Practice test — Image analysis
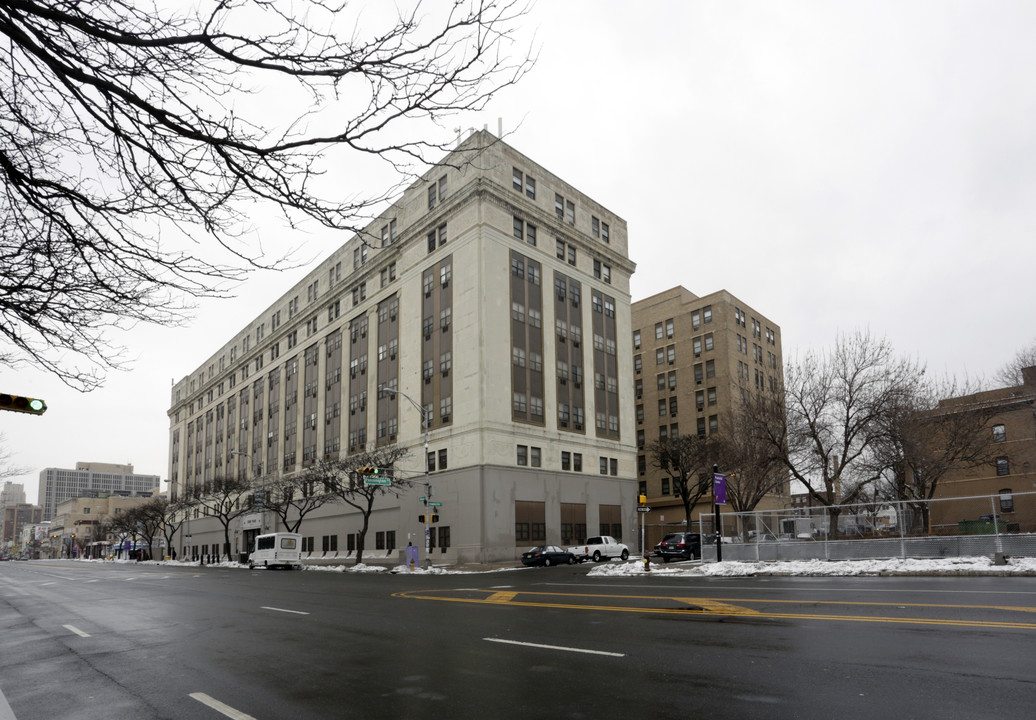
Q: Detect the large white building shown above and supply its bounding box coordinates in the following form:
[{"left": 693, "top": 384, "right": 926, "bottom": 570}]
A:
[
  {"left": 37, "top": 462, "right": 160, "bottom": 521},
  {"left": 168, "top": 132, "right": 638, "bottom": 563}
]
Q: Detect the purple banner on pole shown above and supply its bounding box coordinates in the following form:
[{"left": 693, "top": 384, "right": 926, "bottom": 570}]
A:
[{"left": 713, "top": 473, "right": 727, "bottom": 504}]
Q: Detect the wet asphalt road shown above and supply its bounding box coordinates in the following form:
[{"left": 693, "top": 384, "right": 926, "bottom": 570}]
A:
[{"left": 2, "top": 559, "right": 1034, "bottom": 720}]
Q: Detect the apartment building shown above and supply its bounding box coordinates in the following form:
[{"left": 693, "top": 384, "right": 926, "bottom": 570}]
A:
[
  {"left": 928, "top": 366, "right": 1036, "bottom": 532},
  {"left": 37, "top": 462, "right": 160, "bottom": 521},
  {"left": 631, "top": 287, "right": 785, "bottom": 548},
  {"left": 168, "top": 131, "right": 638, "bottom": 564}
]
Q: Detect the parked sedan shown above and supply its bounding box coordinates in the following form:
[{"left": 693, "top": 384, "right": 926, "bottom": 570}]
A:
[
  {"left": 654, "top": 532, "right": 702, "bottom": 562},
  {"left": 521, "top": 545, "right": 577, "bottom": 567}
]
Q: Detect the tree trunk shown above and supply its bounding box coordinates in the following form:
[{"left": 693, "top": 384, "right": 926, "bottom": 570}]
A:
[{"left": 355, "top": 513, "right": 371, "bottom": 566}]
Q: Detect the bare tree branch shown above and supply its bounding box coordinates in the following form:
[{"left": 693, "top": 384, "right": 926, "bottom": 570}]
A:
[{"left": 1, "top": 0, "right": 534, "bottom": 389}]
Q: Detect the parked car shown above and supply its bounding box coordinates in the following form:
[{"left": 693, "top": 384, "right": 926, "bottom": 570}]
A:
[
  {"left": 567, "top": 536, "right": 630, "bottom": 562},
  {"left": 521, "top": 545, "right": 577, "bottom": 567},
  {"left": 654, "top": 532, "right": 702, "bottom": 562}
]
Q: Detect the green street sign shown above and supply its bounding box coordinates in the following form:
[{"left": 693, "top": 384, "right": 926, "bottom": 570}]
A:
[
  {"left": 418, "top": 496, "right": 427, "bottom": 502},
  {"left": 363, "top": 478, "right": 392, "bottom": 486},
  {"left": 427, "top": 501, "right": 442, "bottom": 507}
]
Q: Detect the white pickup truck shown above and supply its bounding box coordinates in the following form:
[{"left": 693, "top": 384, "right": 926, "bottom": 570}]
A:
[{"left": 568, "top": 536, "right": 630, "bottom": 563}]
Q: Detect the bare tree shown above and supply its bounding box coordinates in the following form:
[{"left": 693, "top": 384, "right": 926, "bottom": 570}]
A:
[
  {"left": 307, "top": 445, "right": 412, "bottom": 565},
  {"left": 752, "top": 331, "right": 926, "bottom": 536},
  {"left": 867, "top": 377, "right": 1000, "bottom": 533},
  {"left": 993, "top": 338, "right": 1036, "bottom": 388},
  {"left": 649, "top": 435, "right": 716, "bottom": 532},
  {"left": 1, "top": 0, "right": 533, "bottom": 389},
  {"left": 265, "top": 473, "right": 335, "bottom": 533},
  {"left": 190, "top": 474, "right": 256, "bottom": 561},
  {"left": 0, "top": 433, "right": 28, "bottom": 480},
  {"left": 712, "top": 397, "right": 788, "bottom": 516}
]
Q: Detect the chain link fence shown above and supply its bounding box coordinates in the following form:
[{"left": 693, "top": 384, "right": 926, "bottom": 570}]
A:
[{"left": 695, "top": 491, "right": 1036, "bottom": 563}]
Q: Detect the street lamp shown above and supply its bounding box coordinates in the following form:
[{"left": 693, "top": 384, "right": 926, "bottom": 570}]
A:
[{"left": 378, "top": 385, "right": 431, "bottom": 564}]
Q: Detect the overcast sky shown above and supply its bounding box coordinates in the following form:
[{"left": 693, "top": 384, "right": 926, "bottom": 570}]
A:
[{"left": 4, "top": 1, "right": 1035, "bottom": 505}]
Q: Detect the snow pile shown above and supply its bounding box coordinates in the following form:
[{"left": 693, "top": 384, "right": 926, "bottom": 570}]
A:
[{"left": 586, "top": 556, "right": 1036, "bottom": 577}]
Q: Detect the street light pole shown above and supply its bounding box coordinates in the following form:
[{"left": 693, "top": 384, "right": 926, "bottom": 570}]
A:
[{"left": 379, "top": 385, "right": 431, "bottom": 565}]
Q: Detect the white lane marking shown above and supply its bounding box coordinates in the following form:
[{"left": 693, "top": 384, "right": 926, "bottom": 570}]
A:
[
  {"left": 189, "top": 693, "right": 257, "bottom": 720},
  {"left": 63, "top": 624, "right": 90, "bottom": 638},
  {"left": 39, "top": 582, "right": 56, "bottom": 586},
  {"left": 0, "top": 682, "right": 17, "bottom": 720},
  {"left": 260, "top": 606, "right": 310, "bottom": 615},
  {"left": 484, "top": 638, "right": 624, "bottom": 657}
]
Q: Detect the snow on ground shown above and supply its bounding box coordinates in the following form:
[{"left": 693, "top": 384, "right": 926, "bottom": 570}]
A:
[
  {"left": 586, "top": 556, "right": 1036, "bottom": 577},
  {"left": 66, "top": 555, "right": 1036, "bottom": 576}
]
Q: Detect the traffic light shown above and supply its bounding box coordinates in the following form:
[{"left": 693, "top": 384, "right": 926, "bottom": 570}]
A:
[
  {"left": 418, "top": 514, "right": 440, "bottom": 523},
  {"left": 359, "top": 465, "right": 381, "bottom": 476},
  {"left": 0, "top": 393, "right": 47, "bottom": 416},
  {"left": 639, "top": 494, "right": 647, "bottom": 506}
]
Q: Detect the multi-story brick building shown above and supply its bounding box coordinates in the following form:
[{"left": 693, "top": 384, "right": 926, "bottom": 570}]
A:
[
  {"left": 168, "top": 132, "right": 638, "bottom": 564},
  {"left": 928, "top": 366, "right": 1036, "bottom": 532},
  {"left": 631, "top": 287, "right": 785, "bottom": 548},
  {"left": 37, "top": 462, "right": 160, "bottom": 521}
]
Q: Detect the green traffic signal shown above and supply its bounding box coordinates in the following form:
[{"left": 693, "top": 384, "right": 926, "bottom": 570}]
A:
[{"left": 0, "top": 393, "right": 47, "bottom": 415}]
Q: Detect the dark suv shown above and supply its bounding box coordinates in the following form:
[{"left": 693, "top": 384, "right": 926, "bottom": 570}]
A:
[{"left": 654, "top": 532, "right": 702, "bottom": 562}]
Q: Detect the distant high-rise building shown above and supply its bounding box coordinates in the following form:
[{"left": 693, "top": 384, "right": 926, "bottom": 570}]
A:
[
  {"left": 631, "top": 287, "right": 785, "bottom": 546},
  {"left": 168, "top": 132, "right": 638, "bottom": 563},
  {"left": 1, "top": 481, "right": 26, "bottom": 509},
  {"left": 37, "top": 462, "right": 160, "bottom": 520}
]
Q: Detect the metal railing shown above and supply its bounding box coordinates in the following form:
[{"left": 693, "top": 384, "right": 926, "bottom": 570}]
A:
[{"left": 694, "top": 491, "right": 1036, "bottom": 563}]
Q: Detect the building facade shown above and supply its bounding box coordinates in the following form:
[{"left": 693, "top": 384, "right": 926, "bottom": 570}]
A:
[
  {"left": 48, "top": 495, "right": 156, "bottom": 558},
  {"left": 929, "top": 366, "right": 1036, "bottom": 532},
  {"left": 37, "top": 462, "right": 161, "bottom": 521},
  {"left": 631, "top": 287, "right": 785, "bottom": 549},
  {"left": 168, "top": 132, "right": 638, "bottom": 564}
]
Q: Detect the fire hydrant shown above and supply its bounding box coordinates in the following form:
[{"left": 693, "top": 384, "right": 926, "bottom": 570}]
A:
[{"left": 643, "top": 553, "right": 651, "bottom": 572}]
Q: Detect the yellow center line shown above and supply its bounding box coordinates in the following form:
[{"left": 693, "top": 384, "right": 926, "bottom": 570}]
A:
[{"left": 392, "top": 589, "right": 1036, "bottom": 630}]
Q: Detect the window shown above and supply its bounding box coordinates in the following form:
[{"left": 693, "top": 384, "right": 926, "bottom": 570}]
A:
[
  {"left": 703, "top": 305, "right": 712, "bottom": 323},
  {"left": 512, "top": 168, "right": 535, "bottom": 199},
  {"left": 517, "top": 445, "right": 528, "bottom": 466},
  {"left": 531, "top": 447, "right": 541, "bottom": 468},
  {"left": 996, "top": 456, "right": 1010, "bottom": 476},
  {"left": 691, "top": 310, "right": 700, "bottom": 330},
  {"left": 704, "top": 333, "right": 714, "bottom": 351},
  {"left": 438, "top": 449, "right": 447, "bottom": 470},
  {"left": 427, "top": 224, "right": 447, "bottom": 253},
  {"left": 999, "top": 489, "right": 1015, "bottom": 513},
  {"left": 992, "top": 424, "right": 1006, "bottom": 442},
  {"left": 633, "top": 330, "right": 641, "bottom": 350},
  {"left": 561, "top": 451, "right": 571, "bottom": 471},
  {"left": 513, "top": 217, "right": 536, "bottom": 246}
]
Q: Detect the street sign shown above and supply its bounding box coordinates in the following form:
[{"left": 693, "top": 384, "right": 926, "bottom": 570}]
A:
[
  {"left": 427, "top": 501, "right": 442, "bottom": 507},
  {"left": 363, "top": 477, "right": 392, "bottom": 486},
  {"left": 637, "top": 507, "right": 651, "bottom": 513},
  {"left": 713, "top": 473, "right": 727, "bottom": 504}
]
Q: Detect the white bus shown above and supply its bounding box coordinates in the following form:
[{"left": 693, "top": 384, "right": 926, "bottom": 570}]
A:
[{"left": 248, "top": 532, "right": 303, "bottom": 570}]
